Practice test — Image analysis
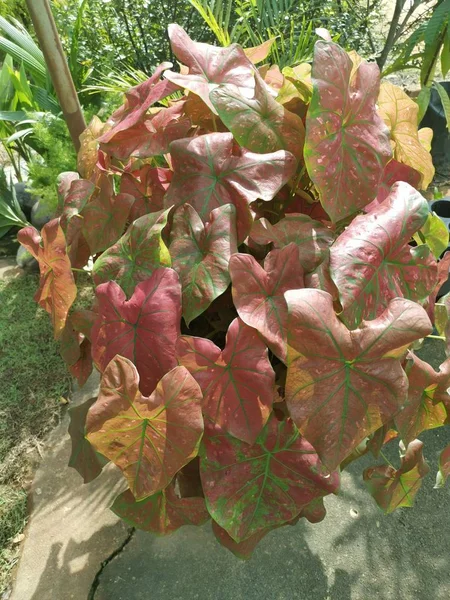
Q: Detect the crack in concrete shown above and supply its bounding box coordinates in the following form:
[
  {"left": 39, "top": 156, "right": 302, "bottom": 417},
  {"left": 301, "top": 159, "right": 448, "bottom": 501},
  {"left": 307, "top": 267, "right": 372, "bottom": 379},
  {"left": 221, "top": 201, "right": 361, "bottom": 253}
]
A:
[{"left": 87, "top": 527, "right": 135, "bottom": 600}]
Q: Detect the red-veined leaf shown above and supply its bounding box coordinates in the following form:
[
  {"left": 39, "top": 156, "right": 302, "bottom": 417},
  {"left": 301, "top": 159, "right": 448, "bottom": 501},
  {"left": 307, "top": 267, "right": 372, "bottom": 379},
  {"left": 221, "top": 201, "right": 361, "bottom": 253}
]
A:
[
  {"left": 111, "top": 484, "right": 209, "bottom": 534},
  {"left": 68, "top": 397, "right": 108, "bottom": 484},
  {"left": 98, "top": 63, "right": 177, "bottom": 151},
  {"left": 285, "top": 290, "right": 432, "bottom": 470},
  {"left": 363, "top": 439, "right": 430, "bottom": 513},
  {"left": 81, "top": 174, "right": 134, "bottom": 254},
  {"left": 210, "top": 72, "right": 305, "bottom": 161},
  {"left": 92, "top": 268, "right": 181, "bottom": 395},
  {"left": 378, "top": 81, "right": 435, "bottom": 189},
  {"left": 120, "top": 165, "right": 172, "bottom": 220},
  {"left": 18, "top": 220, "right": 76, "bottom": 339},
  {"left": 164, "top": 132, "right": 297, "bottom": 242},
  {"left": 229, "top": 244, "right": 304, "bottom": 362},
  {"left": 395, "top": 353, "right": 449, "bottom": 445},
  {"left": 212, "top": 520, "right": 272, "bottom": 559},
  {"left": 201, "top": 415, "right": 340, "bottom": 542},
  {"left": 169, "top": 203, "right": 238, "bottom": 325},
  {"left": 250, "top": 213, "right": 334, "bottom": 272},
  {"left": 304, "top": 41, "right": 391, "bottom": 223},
  {"left": 92, "top": 209, "right": 171, "bottom": 297},
  {"left": 99, "top": 103, "right": 191, "bottom": 161},
  {"left": 164, "top": 24, "right": 255, "bottom": 114},
  {"left": 177, "top": 318, "right": 275, "bottom": 444},
  {"left": 86, "top": 357, "right": 203, "bottom": 499},
  {"left": 435, "top": 444, "right": 450, "bottom": 488},
  {"left": 330, "top": 182, "right": 438, "bottom": 329}
]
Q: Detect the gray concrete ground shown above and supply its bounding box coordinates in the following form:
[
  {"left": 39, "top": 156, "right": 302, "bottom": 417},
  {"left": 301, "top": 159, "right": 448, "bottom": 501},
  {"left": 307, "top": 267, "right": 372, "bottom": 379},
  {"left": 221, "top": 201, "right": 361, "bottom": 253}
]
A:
[{"left": 11, "top": 373, "right": 129, "bottom": 600}]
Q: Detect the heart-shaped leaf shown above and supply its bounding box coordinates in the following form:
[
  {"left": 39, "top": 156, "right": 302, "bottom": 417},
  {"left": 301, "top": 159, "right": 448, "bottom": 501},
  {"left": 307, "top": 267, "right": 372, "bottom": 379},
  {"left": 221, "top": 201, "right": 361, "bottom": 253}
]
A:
[
  {"left": 378, "top": 81, "right": 435, "bottom": 189},
  {"left": 210, "top": 72, "right": 305, "bottom": 160},
  {"left": 229, "top": 244, "right": 304, "bottom": 362},
  {"left": 120, "top": 165, "right": 172, "bottom": 221},
  {"left": 177, "top": 318, "right": 275, "bottom": 444},
  {"left": 435, "top": 444, "right": 450, "bottom": 488},
  {"left": 18, "top": 220, "right": 76, "bottom": 338},
  {"left": 69, "top": 338, "right": 93, "bottom": 387},
  {"left": 86, "top": 356, "right": 204, "bottom": 499},
  {"left": 395, "top": 353, "right": 449, "bottom": 445},
  {"left": 68, "top": 397, "right": 108, "bottom": 484},
  {"left": 164, "top": 24, "right": 255, "bottom": 114},
  {"left": 363, "top": 439, "right": 430, "bottom": 513},
  {"left": 98, "top": 63, "right": 177, "bottom": 152},
  {"left": 285, "top": 289, "right": 432, "bottom": 470},
  {"left": 81, "top": 175, "right": 134, "bottom": 255},
  {"left": 330, "top": 182, "right": 438, "bottom": 329},
  {"left": 368, "top": 159, "right": 422, "bottom": 209},
  {"left": 250, "top": 213, "right": 334, "bottom": 272},
  {"left": 164, "top": 132, "right": 297, "bottom": 242},
  {"left": 60, "top": 179, "right": 95, "bottom": 268},
  {"left": 99, "top": 103, "right": 192, "bottom": 161},
  {"left": 112, "top": 484, "right": 210, "bottom": 533},
  {"left": 169, "top": 203, "right": 238, "bottom": 325},
  {"left": 201, "top": 415, "right": 340, "bottom": 542},
  {"left": 93, "top": 209, "right": 171, "bottom": 297},
  {"left": 304, "top": 41, "right": 391, "bottom": 223},
  {"left": 92, "top": 268, "right": 181, "bottom": 395}
]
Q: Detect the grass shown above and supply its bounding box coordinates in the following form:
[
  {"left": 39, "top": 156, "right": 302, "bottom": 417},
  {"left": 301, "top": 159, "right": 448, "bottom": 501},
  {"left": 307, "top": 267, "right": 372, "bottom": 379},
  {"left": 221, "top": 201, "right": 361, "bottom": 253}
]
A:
[{"left": 0, "top": 273, "right": 72, "bottom": 595}]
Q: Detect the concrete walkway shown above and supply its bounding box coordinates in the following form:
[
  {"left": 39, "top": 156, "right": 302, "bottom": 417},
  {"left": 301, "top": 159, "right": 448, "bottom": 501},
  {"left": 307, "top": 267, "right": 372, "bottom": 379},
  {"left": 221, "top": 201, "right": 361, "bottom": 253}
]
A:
[{"left": 11, "top": 373, "right": 129, "bottom": 600}]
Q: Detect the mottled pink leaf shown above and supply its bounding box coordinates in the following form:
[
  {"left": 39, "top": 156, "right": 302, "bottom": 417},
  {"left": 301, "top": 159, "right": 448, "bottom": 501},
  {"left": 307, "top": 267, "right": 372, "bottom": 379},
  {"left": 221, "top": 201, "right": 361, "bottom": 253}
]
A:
[
  {"left": 229, "top": 244, "right": 304, "bottom": 362},
  {"left": 435, "top": 444, "right": 450, "bottom": 488},
  {"left": 177, "top": 318, "right": 275, "bottom": 444},
  {"left": 366, "top": 159, "right": 422, "bottom": 211},
  {"left": 169, "top": 203, "right": 238, "bottom": 325},
  {"left": 330, "top": 182, "right": 438, "bottom": 329},
  {"left": 201, "top": 415, "right": 340, "bottom": 542},
  {"left": 304, "top": 41, "right": 391, "bottom": 222},
  {"left": 92, "top": 268, "right": 181, "bottom": 395},
  {"left": 285, "top": 290, "right": 432, "bottom": 470},
  {"left": 165, "top": 24, "right": 255, "bottom": 113},
  {"left": 210, "top": 72, "right": 305, "bottom": 160},
  {"left": 86, "top": 357, "right": 203, "bottom": 499},
  {"left": 164, "top": 132, "right": 297, "bottom": 242}
]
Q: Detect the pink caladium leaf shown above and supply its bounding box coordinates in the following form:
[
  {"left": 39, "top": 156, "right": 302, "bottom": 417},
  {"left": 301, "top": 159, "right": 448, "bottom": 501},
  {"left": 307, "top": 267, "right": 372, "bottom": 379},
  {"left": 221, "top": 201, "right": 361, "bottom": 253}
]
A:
[
  {"left": 164, "top": 24, "right": 255, "bottom": 114},
  {"left": 92, "top": 209, "right": 171, "bottom": 297},
  {"left": 86, "top": 356, "right": 204, "bottom": 499},
  {"left": 164, "top": 132, "right": 297, "bottom": 242},
  {"left": 435, "top": 444, "right": 450, "bottom": 488},
  {"left": 98, "top": 63, "right": 177, "bottom": 150},
  {"left": 304, "top": 41, "right": 391, "bottom": 223},
  {"left": 285, "top": 289, "right": 432, "bottom": 471},
  {"left": 69, "top": 338, "right": 93, "bottom": 387},
  {"left": 250, "top": 213, "right": 334, "bottom": 273},
  {"left": 366, "top": 159, "right": 422, "bottom": 211},
  {"left": 68, "top": 397, "right": 108, "bottom": 484},
  {"left": 177, "top": 318, "right": 275, "bottom": 444},
  {"left": 229, "top": 244, "right": 304, "bottom": 362},
  {"left": 169, "top": 203, "right": 238, "bottom": 325},
  {"left": 65, "top": 309, "right": 97, "bottom": 386},
  {"left": 120, "top": 165, "right": 172, "bottom": 221},
  {"left": 81, "top": 174, "right": 134, "bottom": 254},
  {"left": 394, "top": 353, "right": 449, "bottom": 445},
  {"left": 210, "top": 72, "right": 305, "bottom": 161},
  {"left": 330, "top": 182, "right": 438, "bottom": 329},
  {"left": 60, "top": 178, "right": 96, "bottom": 268},
  {"left": 18, "top": 220, "right": 76, "bottom": 339},
  {"left": 363, "top": 439, "right": 430, "bottom": 513},
  {"left": 201, "top": 415, "right": 340, "bottom": 542},
  {"left": 111, "top": 484, "right": 210, "bottom": 533},
  {"left": 92, "top": 268, "right": 181, "bottom": 395},
  {"left": 100, "top": 103, "right": 192, "bottom": 161}
]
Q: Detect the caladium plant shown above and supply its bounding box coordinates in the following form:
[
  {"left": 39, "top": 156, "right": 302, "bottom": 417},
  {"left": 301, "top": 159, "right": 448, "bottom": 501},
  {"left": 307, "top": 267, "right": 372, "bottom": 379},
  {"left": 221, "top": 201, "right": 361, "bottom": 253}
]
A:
[{"left": 20, "top": 26, "right": 450, "bottom": 558}]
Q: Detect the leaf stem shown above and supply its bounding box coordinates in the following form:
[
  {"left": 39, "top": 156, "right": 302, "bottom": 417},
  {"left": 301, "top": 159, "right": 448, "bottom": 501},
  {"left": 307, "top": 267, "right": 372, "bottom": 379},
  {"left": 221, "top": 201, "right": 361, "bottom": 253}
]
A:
[
  {"left": 379, "top": 450, "right": 395, "bottom": 469},
  {"left": 427, "top": 334, "right": 445, "bottom": 341}
]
